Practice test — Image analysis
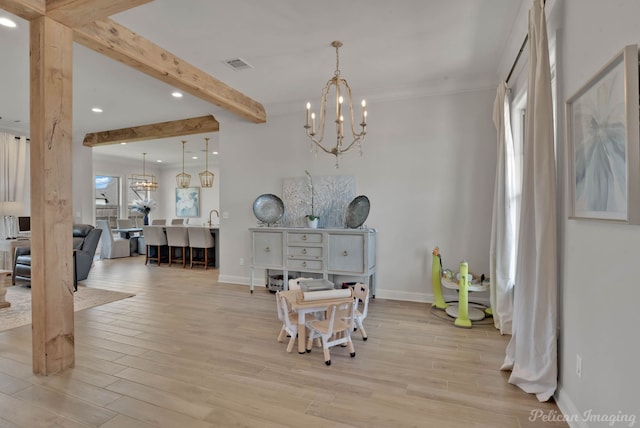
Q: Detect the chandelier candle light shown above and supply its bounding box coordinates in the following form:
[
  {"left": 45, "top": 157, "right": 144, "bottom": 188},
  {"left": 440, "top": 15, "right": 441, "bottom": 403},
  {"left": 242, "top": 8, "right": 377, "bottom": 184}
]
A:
[{"left": 304, "top": 41, "right": 367, "bottom": 168}]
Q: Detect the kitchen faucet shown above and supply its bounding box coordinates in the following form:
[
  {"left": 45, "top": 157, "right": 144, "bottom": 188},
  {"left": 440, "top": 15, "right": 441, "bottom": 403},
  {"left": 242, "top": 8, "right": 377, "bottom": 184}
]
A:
[{"left": 208, "top": 209, "right": 220, "bottom": 226}]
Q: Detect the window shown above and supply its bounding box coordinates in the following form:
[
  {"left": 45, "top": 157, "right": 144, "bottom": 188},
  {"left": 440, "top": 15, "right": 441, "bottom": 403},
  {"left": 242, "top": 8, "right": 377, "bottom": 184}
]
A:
[
  {"left": 95, "top": 175, "right": 120, "bottom": 228},
  {"left": 127, "top": 180, "right": 150, "bottom": 224}
]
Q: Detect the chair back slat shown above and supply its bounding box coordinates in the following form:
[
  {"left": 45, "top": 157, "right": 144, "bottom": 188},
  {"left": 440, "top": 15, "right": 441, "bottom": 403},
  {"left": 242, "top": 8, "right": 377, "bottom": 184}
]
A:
[{"left": 354, "top": 283, "right": 370, "bottom": 319}]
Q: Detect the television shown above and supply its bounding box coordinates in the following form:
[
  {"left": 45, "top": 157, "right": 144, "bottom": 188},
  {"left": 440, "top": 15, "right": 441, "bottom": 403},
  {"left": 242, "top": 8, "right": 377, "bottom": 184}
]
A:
[{"left": 18, "top": 216, "right": 30, "bottom": 234}]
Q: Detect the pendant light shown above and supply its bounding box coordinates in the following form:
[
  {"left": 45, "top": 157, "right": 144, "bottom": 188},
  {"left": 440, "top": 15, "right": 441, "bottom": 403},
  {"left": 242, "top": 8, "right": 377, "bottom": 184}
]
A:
[
  {"left": 130, "top": 152, "right": 158, "bottom": 191},
  {"left": 199, "top": 137, "right": 214, "bottom": 188},
  {"left": 176, "top": 140, "right": 191, "bottom": 188}
]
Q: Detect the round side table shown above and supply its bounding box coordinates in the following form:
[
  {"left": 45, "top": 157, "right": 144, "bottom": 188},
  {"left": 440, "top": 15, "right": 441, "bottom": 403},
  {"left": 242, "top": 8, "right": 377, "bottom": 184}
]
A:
[{"left": 441, "top": 277, "right": 490, "bottom": 324}]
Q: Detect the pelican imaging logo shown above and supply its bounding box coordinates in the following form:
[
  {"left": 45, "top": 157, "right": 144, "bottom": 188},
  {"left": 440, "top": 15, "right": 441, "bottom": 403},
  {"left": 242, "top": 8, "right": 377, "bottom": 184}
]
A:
[{"left": 529, "top": 409, "right": 636, "bottom": 426}]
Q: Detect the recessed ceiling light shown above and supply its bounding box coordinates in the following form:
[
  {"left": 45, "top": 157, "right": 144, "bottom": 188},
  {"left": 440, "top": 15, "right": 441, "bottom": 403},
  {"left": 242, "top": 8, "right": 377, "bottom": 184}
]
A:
[
  {"left": 156, "top": 160, "right": 162, "bottom": 163},
  {"left": 171, "top": 91, "right": 183, "bottom": 98},
  {"left": 120, "top": 142, "right": 127, "bottom": 145},
  {"left": 91, "top": 107, "right": 103, "bottom": 113},
  {"left": 192, "top": 156, "right": 198, "bottom": 160},
  {"left": 0, "top": 17, "right": 17, "bottom": 28},
  {"left": 212, "top": 151, "right": 219, "bottom": 155}
]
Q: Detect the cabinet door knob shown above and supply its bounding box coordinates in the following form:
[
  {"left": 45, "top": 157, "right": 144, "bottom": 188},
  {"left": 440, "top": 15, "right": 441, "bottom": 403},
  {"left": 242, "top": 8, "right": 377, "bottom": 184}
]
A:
[
  {"left": 302, "top": 235, "right": 307, "bottom": 241},
  {"left": 265, "top": 247, "right": 270, "bottom": 252},
  {"left": 343, "top": 250, "right": 348, "bottom": 256},
  {"left": 302, "top": 248, "right": 307, "bottom": 254},
  {"left": 302, "top": 261, "right": 307, "bottom": 267}
]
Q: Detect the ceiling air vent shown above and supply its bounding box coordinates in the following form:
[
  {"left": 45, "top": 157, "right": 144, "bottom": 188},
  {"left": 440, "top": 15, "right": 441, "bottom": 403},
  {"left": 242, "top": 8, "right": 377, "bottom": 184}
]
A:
[{"left": 223, "top": 57, "right": 253, "bottom": 71}]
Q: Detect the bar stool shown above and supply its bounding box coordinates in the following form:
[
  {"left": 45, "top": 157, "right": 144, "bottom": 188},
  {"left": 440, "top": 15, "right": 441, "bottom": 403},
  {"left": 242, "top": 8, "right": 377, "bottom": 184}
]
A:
[
  {"left": 187, "top": 227, "right": 215, "bottom": 269},
  {"left": 142, "top": 226, "right": 168, "bottom": 266},
  {"left": 165, "top": 226, "right": 189, "bottom": 267}
]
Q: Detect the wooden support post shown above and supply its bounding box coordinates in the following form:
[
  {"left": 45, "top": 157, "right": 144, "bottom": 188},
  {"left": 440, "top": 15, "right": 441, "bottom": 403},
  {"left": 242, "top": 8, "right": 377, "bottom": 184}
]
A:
[{"left": 30, "top": 15, "right": 75, "bottom": 375}]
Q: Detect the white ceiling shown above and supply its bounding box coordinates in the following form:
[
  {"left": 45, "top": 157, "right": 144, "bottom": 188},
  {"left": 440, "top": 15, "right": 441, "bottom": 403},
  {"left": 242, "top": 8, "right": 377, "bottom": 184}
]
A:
[{"left": 0, "top": 0, "right": 523, "bottom": 168}]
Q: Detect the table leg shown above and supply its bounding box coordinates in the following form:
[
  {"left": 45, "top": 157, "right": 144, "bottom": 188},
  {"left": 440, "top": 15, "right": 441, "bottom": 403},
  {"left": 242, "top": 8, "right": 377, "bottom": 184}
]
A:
[
  {"left": 73, "top": 250, "right": 78, "bottom": 292},
  {"left": 297, "top": 312, "right": 306, "bottom": 354}
]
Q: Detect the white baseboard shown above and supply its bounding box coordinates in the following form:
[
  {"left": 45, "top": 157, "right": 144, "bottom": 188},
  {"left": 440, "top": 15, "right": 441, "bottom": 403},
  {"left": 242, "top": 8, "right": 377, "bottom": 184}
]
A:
[
  {"left": 218, "top": 274, "right": 256, "bottom": 287},
  {"left": 218, "top": 275, "right": 491, "bottom": 306},
  {"left": 374, "top": 289, "right": 433, "bottom": 302},
  {"left": 555, "top": 384, "right": 588, "bottom": 428}
]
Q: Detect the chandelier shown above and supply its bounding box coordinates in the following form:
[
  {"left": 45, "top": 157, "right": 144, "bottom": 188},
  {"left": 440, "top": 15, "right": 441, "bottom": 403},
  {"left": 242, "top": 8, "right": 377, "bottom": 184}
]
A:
[
  {"left": 304, "top": 40, "right": 367, "bottom": 168},
  {"left": 199, "top": 137, "right": 214, "bottom": 188},
  {"left": 130, "top": 152, "right": 158, "bottom": 192},
  {"left": 176, "top": 140, "right": 191, "bottom": 188}
]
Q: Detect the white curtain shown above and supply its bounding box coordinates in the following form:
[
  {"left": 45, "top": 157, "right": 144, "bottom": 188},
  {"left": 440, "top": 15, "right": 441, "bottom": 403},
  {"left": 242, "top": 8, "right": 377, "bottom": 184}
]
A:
[
  {"left": 490, "top": 82, "right": 516, "bottom": 335},
  {"left": 501, "top": 0, "right": 558, "bottom": 402},
  {"left": 0, "top": 132, "right": 28, "bottom": 238}
]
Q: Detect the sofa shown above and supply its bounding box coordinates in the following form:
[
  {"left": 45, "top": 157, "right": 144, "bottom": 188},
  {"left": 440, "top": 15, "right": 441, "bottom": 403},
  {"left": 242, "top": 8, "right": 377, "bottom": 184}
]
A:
[{"left": 13, "top": 224, "right": 102, "bottom": 288}]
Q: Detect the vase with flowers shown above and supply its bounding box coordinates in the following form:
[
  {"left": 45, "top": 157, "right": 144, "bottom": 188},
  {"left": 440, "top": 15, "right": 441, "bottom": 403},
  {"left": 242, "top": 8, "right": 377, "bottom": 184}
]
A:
[
  {"left": 130, "top": 198, "right": 157, "bottom": 225},
  {"left": 305, "top": 170, "right": 319, "bottom": 228}
]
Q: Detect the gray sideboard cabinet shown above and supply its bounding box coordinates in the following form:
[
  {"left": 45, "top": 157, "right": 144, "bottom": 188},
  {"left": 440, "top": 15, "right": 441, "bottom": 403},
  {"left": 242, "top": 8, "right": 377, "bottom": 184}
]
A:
[{"left": 249, "top": 227, "right": 377, "bottom": 296}]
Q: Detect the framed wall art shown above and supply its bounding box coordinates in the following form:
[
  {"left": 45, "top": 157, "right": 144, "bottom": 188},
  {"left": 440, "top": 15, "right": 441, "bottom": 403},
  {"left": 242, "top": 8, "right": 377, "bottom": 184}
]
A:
[
  {"left": 566, "top": 44, "right": 640, "bottom": 223},
  {"left": 175, "top": 187, "right": 200, "bottom": 217},
  {"left": 281, "top": 174, "right": 355, "bottom": 228}
]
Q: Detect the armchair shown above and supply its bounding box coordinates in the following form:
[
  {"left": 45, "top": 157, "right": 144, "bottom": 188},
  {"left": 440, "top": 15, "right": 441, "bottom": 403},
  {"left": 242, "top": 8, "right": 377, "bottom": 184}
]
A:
[
  {"left": 13, "top": 224, "right": 102, "bottom": 287},
  {"left": 96, "top": 219, "right": 130, "bottom": 259}
]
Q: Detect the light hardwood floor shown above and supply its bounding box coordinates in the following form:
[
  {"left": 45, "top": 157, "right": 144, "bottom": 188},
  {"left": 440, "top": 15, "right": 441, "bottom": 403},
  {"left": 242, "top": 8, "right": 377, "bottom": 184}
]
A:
[{"left": 0, "top": 256, "right": 567, "bottom": 427}]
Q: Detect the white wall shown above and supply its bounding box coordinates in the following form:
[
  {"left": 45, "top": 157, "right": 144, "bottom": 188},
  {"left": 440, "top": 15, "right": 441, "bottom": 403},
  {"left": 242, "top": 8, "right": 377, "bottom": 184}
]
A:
[
  {"left": 555, "top": 0, "right": 640, "bottom": 422},
  {"left": 497, "top": 0, "right": 640, "bottom": 424},
  {"left": 74, "top": 140, "right": 96, "bottom": 224},
  {"left": 157, "top": 164, "right": 221, "bottom": 225},
  {"left": 218, "top": 88, "right": 497, "bottom": 301}
]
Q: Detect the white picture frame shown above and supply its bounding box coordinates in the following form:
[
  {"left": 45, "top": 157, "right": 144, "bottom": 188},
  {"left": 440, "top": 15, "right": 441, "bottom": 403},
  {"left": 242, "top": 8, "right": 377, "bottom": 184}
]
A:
[{"left": 566, "top": 45, "right": 640, "bottom": 223}]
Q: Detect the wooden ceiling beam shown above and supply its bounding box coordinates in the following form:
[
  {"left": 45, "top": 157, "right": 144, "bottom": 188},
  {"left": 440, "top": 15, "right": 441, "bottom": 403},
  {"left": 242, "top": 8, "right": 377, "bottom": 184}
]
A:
[
  {"left": 0, "top": 0, "right": 150, "bottom": 23},
  {"left": 46, "top": 0, "right": 153, "bottom": 28},
  {"left": 83, "top": 114, "right": 220, "bottom": 147},
  {"left": 2, "top": 0, "right": 267, "bottom": 123},
  {"left": 74, "top": 18, "right": 267, "bottom": 124},
  {"left": 0, "top": 0, "right": 45, "bottom": 20}
]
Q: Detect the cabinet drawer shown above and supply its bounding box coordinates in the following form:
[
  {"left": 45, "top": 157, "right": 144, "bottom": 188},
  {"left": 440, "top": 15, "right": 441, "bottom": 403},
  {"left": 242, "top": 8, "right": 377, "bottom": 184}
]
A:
[
  {"left": 252, "top": 232, "right": 283, "bottom": 266},
  {"left": 286, "top": 246, "right": 322, "bottom": 258},
  {"left": 287, "top": 259, "right": 323, "bottom": 270},
  {"left": 287, "top": 232, "right": 322, "bottom": 245},
  {"left": 328, "top": 234, "right": 364, "bottom": 273}
]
